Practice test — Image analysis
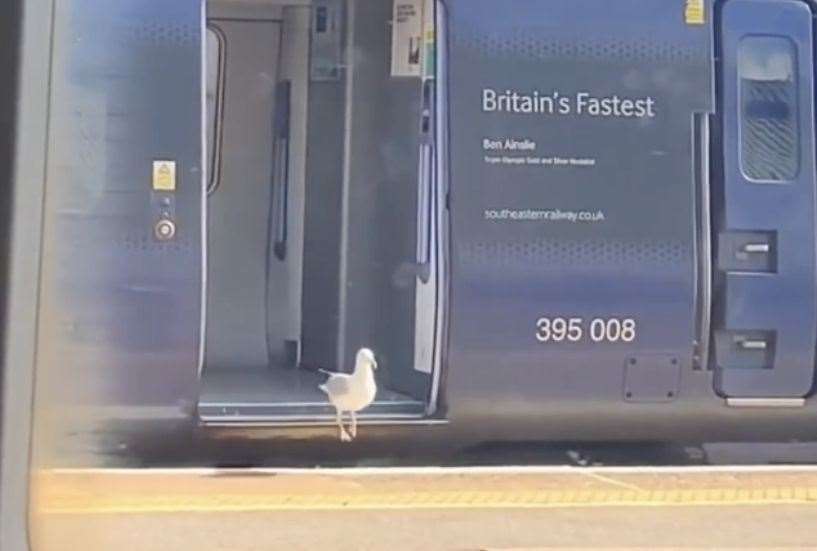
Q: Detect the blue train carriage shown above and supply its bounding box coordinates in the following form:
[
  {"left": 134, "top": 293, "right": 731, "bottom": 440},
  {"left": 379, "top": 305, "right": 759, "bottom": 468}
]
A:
[{"left": 14, "top": 0, "right": 817, "bottom": 463}]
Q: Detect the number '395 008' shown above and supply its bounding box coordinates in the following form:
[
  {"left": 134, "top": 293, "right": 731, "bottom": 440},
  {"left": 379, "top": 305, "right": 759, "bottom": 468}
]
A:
[{"left": 535, "top": 317, "right": 636, "bottom": 344}]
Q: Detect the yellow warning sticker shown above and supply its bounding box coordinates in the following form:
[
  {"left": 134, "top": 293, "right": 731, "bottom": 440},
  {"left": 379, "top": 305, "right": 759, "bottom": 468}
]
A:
[
  {"left": 152, "top": 160, "right": 177, "bottom": 191},
  {"left": 685, "top": 0, "right": 705, "bottom": 25}
]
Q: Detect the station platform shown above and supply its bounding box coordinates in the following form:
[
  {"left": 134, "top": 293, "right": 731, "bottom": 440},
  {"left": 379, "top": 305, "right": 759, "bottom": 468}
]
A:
[{"left": 30, "top": 466, "right": 817, "bottom": 550}]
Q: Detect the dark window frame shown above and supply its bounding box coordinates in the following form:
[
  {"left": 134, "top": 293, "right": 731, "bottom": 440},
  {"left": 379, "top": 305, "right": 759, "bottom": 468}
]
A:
[{"left": 206, "top": 24, "right": 227, "bottom": 194}]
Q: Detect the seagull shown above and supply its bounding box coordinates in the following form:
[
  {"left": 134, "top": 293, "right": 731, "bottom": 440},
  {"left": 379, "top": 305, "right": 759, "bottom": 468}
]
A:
[{"left": 319, "top": 348, "right": 378, "bottom": 442}]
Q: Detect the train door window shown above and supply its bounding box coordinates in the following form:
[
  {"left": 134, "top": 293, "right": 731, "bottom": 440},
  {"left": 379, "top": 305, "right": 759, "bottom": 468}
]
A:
[
  {"left": 206, "top": 26, "right": 225, "bottom": 193},
  {"left": 738, "top": 36, "right": 798, "bottom": 182},
  {"left": 199, "top": 0, "right": 443, "bottom": 423}
]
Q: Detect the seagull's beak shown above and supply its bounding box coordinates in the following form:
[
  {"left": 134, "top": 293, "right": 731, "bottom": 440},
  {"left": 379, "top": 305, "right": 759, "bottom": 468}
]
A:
[{"left": 358, "top": 348, "right": 378, "bottom": 370}]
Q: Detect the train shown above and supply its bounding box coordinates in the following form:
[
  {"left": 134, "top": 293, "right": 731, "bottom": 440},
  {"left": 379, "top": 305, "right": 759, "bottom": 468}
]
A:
[{"left": 4, "top": 0, "right": 817, "bottom": 470}]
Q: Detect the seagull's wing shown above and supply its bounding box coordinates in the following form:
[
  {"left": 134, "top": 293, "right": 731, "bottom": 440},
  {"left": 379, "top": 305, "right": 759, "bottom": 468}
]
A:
[{"left": 323, "top": 373, "right": 353, "bottom": 397}]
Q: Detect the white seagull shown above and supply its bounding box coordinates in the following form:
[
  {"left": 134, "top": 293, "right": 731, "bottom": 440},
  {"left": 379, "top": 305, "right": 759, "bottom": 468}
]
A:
[{"left": 319, "top": 348, "right": 378, "bottom": 442}]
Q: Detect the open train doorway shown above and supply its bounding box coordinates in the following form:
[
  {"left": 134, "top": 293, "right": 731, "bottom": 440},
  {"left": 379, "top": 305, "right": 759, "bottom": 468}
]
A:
[{"left": 198, "top": 0, "right": 446, "bottom": 424}]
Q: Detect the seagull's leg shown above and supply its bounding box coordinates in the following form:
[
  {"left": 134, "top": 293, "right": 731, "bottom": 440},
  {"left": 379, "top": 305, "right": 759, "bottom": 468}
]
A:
[
  {"left": 350, "top": 411, "right": 357, "bottom": 439},
  {"left": 336, "top": 410, "right": 351, "bottom": 442}
]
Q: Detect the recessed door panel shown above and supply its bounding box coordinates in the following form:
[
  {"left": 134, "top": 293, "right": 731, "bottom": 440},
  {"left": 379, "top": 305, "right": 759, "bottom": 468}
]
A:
[{"left": 715, "top": 0, "right": 817, "bottom": 398}]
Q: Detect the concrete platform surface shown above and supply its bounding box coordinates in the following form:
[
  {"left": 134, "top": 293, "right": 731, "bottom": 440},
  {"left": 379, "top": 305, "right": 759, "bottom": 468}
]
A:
[{"left": 30, "top": 466, "right": 817, "bottom": 550}]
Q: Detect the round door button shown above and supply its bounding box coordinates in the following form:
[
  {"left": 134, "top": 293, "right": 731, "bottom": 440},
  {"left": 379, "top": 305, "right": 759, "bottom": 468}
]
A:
[{"left": 154, "top": 219, "right": 176, "bottom": 241}]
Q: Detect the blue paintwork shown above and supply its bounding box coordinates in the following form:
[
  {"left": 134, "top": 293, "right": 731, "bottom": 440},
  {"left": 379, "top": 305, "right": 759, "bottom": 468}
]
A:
[
  {"left": 444, "top": 0, "right": 712, "bottom": 410},
  {"left": 29, "top": 0, "right": 817, "bottom": 461},
  {"left": 38, "top": 0, "right": 202, "bottom": 412}
]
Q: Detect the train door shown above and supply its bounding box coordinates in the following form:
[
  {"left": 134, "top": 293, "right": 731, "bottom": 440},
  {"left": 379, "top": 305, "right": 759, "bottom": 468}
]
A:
[
  {"left": 27, "top": 0, "right": 205, "bottom": 462},
  {"left": 197, "top": 0, "right": 446, "bottom": 424},
  {"left": 713, "top": 0, "right": 817, "bottom": 399},
  {"left": 443, "top": 0, "right": 713, "bottom": 414}
]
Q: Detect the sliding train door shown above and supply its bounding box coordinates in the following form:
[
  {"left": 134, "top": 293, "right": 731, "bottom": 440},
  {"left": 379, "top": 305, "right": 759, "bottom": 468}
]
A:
[
  {"left": 33, "top": 0, "right": 205, "bottom": 452},
  {"left": 444, "top": 0, "right": 713, "bottom": 416},
  {"left": 714, "top": 0, "right": 817, "bottom": 399}
]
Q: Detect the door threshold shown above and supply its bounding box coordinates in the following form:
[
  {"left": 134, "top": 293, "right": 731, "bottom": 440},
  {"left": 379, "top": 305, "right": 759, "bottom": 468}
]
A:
[
  {"left": 199, "top": 416, "right": 449, "bottom": 428},
  {"left": 198, "top": 399, "right": 446, "bottom": 426}
]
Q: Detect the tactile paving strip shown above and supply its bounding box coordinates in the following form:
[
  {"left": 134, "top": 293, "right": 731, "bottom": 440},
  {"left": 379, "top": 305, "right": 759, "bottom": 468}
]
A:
[{"left": 32, "top": 468, "right": 817, "bottom": 514}]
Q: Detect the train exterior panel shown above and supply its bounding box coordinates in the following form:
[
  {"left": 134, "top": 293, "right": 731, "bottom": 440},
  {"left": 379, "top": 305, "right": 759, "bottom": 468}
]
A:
[{"left": 7, "top": 0, "right": 817, "bottom": 466}]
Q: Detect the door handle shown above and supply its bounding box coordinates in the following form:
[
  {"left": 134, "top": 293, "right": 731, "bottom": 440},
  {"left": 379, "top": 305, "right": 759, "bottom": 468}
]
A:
[
  {"left": 272, "top": 81, "right": 291, "bottom": 261},
  {"left": 739, "top": 338, "right": 768, "bottom": 350},
  {"left": 416, "top": 79, "right": 435, "bottom": 284},
  {"left": 741, "top": 243, "right": 770, "bottom": 254},
  {"left": 416, "top": 141, "right": 433, "bottom": 283},
  {"left": 692, "top": 112, "right": 712, "bottom": 370}
]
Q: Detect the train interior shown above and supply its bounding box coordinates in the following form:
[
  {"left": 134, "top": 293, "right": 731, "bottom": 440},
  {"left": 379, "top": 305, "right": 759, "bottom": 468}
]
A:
[{"left": 198, "top": 0, "right": 441, "bottom": 423}]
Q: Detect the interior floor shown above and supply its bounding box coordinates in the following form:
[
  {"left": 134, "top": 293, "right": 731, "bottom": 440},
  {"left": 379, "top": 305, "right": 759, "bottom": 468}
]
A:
[
  {"left": 201, "top": 366, "right": 414, "bottom": 405},
  {"left": 199, "top": 367, "right": 425, "bottom": 422}
]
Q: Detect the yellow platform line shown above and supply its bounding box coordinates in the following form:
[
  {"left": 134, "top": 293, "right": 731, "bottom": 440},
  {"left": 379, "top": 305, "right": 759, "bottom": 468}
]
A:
[{"left": 34, "top": 487, "right": 817, "bottom": 515}]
